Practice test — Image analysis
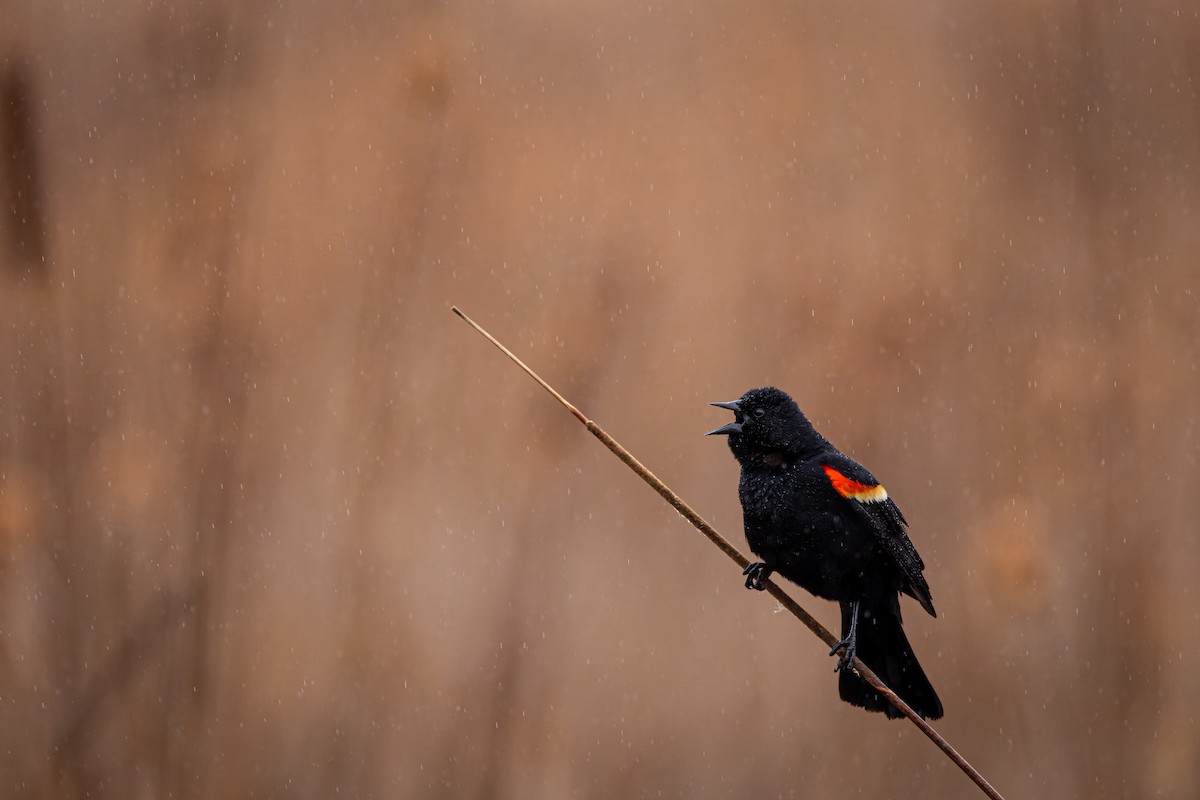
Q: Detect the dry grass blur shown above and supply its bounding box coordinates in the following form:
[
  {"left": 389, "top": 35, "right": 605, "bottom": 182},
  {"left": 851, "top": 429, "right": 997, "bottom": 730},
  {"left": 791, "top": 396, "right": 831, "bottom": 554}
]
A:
[{"left": 2, "top": 1, "right": 1199, "bottom": 798}]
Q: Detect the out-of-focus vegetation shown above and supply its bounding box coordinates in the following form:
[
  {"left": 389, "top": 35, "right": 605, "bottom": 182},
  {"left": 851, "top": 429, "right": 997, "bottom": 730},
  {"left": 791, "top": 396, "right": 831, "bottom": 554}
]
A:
[{"left": 2, "top": 2, "right": 1198, "bottom": 798}]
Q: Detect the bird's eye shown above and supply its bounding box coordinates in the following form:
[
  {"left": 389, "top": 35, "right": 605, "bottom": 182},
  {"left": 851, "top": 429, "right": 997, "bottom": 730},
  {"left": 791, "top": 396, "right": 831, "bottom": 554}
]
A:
[{"left": 753, "top": 408, "right": 766, "bottom": 419}]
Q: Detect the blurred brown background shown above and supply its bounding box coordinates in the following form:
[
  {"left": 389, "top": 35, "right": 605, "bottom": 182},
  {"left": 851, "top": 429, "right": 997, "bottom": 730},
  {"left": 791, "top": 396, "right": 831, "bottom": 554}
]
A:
[{"left": 2, "top": 1, "right": 1198, "bottom": 798}]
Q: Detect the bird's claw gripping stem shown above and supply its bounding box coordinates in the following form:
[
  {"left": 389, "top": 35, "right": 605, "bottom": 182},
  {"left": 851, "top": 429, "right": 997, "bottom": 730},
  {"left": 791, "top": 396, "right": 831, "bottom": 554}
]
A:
[
  {"left": 829, "top": 638, "right": 857, "bottom": 673},
  {"left": 830, "top": 599, "right": 860, "bottom": 673},
  {"left": 743, "top": 562, "right": 773, "bottom": 591}
]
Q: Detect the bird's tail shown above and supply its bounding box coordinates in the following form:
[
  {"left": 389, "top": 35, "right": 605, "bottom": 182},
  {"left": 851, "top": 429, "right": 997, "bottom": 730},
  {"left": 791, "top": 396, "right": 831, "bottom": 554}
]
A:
[{"left": 838, "top": 596, "right": 943, "bottom": 720}]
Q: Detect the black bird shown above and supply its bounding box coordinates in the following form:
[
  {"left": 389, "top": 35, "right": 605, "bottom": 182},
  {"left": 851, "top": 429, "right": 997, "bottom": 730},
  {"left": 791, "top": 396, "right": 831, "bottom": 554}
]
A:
[{"left": 708, "top": 387, "right": 943, "bottom": 720}]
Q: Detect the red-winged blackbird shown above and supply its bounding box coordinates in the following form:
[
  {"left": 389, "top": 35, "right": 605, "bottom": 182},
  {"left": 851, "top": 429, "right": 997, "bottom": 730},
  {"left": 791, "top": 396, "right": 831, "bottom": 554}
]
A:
[{"left": 708, "top": 387, "right": 943, "bottom": 720}]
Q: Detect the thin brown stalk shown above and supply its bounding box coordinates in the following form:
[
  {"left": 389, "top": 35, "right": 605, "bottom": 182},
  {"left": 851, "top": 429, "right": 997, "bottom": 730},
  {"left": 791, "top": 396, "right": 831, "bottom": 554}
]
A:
[{"left": 451, "top": 306, "right": 1005, "bottom": 800}]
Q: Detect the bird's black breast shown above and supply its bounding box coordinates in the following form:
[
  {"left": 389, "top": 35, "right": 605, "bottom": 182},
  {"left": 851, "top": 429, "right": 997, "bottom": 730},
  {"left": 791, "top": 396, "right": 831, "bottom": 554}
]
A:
[{"left": 738, "top": 459, "right": 898, "bottom": 602}]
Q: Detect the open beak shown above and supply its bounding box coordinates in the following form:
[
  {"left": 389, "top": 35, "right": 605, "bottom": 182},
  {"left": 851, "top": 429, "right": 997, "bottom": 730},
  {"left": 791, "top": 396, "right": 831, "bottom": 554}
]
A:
[{"left": 706, "top": 401, "right": 744, "bottom": 436}]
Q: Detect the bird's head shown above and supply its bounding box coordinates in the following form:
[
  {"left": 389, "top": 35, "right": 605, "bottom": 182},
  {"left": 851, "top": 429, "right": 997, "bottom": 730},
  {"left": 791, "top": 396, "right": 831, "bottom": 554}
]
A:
[{"left": 707, "top": 386, "right": 824, "bottom": 462}]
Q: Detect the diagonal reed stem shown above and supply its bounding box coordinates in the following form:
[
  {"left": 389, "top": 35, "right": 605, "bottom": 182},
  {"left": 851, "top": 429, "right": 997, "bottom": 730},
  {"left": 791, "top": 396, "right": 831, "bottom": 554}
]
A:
[{"left": 452, "top": 306, "right": 1004, "bottom": 800}]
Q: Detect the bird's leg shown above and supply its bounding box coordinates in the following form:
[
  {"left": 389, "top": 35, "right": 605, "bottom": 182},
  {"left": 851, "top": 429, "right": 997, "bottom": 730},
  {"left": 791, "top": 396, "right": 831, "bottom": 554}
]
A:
[
  {"left": 829, "top": 600, "right": 860, "bottom": 673},
  {"left": 742, "top": 562, "right": 773, "bottom": 591}
]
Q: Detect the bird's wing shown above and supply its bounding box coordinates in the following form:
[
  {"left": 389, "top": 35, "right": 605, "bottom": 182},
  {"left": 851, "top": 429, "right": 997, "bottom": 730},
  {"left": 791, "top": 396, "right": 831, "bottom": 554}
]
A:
[{"left": 819, "top": 453, "right": 936, "bottom": 617}]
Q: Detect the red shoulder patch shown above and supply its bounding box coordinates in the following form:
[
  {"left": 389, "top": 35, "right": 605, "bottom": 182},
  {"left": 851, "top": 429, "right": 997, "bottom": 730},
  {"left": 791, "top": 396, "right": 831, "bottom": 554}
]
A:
[{"left": 822, "top": 465, "right": 888, "bottom": 503}]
